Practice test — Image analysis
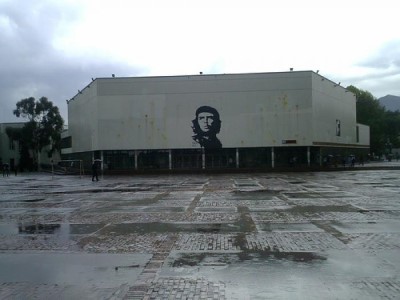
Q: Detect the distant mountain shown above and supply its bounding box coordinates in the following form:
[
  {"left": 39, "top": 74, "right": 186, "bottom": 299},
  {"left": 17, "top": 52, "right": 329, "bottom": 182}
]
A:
[{"left": 378, "top": 95, "right": 400, "bottom": 111}]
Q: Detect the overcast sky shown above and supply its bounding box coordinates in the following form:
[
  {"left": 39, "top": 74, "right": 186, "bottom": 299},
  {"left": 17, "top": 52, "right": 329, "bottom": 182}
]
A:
[{"left": 1, "top": 0, "right": 399, "bottom": 123}]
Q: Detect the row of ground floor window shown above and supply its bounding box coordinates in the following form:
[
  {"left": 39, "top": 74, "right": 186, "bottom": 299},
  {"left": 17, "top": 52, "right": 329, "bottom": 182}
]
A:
[{"left": 60, "top": 146, "right": 369, "bottom": 173}]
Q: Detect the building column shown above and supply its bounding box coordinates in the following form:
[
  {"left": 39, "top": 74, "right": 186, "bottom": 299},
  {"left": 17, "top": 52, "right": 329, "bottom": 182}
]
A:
[
  {"left": 201, "top": 148, "right": 206, "bottom": 169},
  {"left": 319, "top": 148, "right": 323, "bottom": 166},
  {"left": 37, "top": 150, "right": 41, "bottom": 171},
  {"left": 307, "top": 147, "right": 311, "bottom": 166},
  {"left": 100, "top": 150, "right": 104, "bottom": 178},
  {"left": 168, "top": 150, "right": 172, "bottom": 170},
  {"left": 134, "top": 151, "right": 138, "bottom": 170},
  {"left": 202, "top": 148, "right": 205, "bottom": 169},
  {"left": 271, "top": 147, "right": 275, "bottom": 168},
  {"left": 236, "top": 148, "right": 239, "bottom": 168}
]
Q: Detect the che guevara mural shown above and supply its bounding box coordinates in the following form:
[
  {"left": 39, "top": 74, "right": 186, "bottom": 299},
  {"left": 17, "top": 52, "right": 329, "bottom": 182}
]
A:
[{"left": 191, "top": 106, "right": 222, "bottom": 149}]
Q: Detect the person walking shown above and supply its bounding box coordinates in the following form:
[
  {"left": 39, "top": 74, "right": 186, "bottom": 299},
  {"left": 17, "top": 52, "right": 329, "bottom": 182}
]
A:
[
  {"left": 92, "top": 161, "right": 99, "bottom": 181},
  {"left": 3, "top": 163, "right": 10, "bottom": 177}
]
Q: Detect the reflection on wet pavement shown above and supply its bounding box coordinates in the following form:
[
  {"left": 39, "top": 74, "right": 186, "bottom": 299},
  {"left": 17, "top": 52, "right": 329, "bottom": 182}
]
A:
[
  {"left": 1, "top": 166, "right": 400, "bottom": 299},
  {"left": 19, "top": 224, "right": 61, "bottom": 234}
]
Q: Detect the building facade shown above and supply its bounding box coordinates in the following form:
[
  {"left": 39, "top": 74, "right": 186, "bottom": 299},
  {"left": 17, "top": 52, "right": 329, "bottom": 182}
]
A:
[
  {"left": 62, "top": 71, "right": 369, "bottom": 171},
  {"left": 0, "top": 122, "right": 60, "bottom": 172},
  {"left": 0, "top": 123, "right": 24, "bottom": 171}
]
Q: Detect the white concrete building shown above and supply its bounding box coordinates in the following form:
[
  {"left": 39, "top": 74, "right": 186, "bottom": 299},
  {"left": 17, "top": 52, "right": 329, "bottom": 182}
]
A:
[{"left": 63, "top": 71, "right": 369, "bottom": 171}]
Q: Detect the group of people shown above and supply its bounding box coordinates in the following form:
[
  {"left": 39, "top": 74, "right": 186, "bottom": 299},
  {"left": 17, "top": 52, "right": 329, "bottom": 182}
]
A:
[
  {"left": 2, "top": 163, "right": 10, "bottom": 177},
  {"left": 1, "top": 163, "right": 18, "bottom": 177}
]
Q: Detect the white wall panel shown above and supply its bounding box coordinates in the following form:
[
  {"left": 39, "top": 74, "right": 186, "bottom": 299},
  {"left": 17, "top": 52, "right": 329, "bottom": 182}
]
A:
[
  {"left": 311, "top": 73, "right": 357, "bottom": 145},
  {"left": 67, "top": 72, "right": 369, "bottom": 152},
  {"left": 357, "top": 123, "right": 370, "bottom": 146}
]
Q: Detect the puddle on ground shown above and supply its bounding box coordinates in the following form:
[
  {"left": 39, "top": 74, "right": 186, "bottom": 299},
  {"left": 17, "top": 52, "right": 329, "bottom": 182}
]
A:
[
  {"left": 0, "top": 224, "right": 19, "bottom": 234},
  {"left": 94, "top": 206, "right": 186, "bottom": 213},
  {"left": 184, "top": 181, "right": 208, "bottom": 185},
  {"left": 0, "top": 252, "right": 151, "bottom": 285},
  {"left": 0, "top": 223, "right": 104, "bottom": 235},
  {"left": 330, "top": 220, "right": 400, "bottom": 234},
  {"left": 230, "top": 190, "right": 280, "bottom": 200},
  {"left": 288, "top": 204, "right": 359, "bottom": 213},
  {"left": 69, "top": 224, "right": 106, "bottom": 234},
  {"left": 257, "top": 222, "right": 324, "bottom": 233},
  {"left": 194, "top": 207, "right": 237, "bottom": 213},
  {"left": 23, "top": 198, "right": 45, "bottom": 203},
  {"left": 284, "top": 192, "right": 354, "bottom": 199},
  {"left": 0, "top": 198, "right": 45, "bottom": 203},
  {"left": 171, "top": 251, "right": 326, "bottom": 268},
  {"left": 19, "top": 224, "right": 61, "bottom": 234},
  {"left": 0, "top": 222, "right": 240, "bottom": 235},
  {"left": 235, "top": 183, "right": 260, "bottom": 187},
  {"left": 100, "top": 222, "right": 239, "bottom": 234},
  {"left": 0, "top": 207, "right": 76, "bottom": 215},
  {"left": 128, "top": 183, "right": 202, "bottom": 189},
  {"left": 239, "top": 251, "right": 327, "bottom": 262},
  {"left": 48, "top": 188, "right": 150, "bottom": 195},
  {"left": 352, "top": 204, "right": 400, "bottom": 211}
]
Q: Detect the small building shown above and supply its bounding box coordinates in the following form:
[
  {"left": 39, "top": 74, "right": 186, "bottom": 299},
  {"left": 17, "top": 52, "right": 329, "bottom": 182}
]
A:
[
  {"left": 0, "top": 123, "right": 24, "bottom": 171},
  {"left": 62, "top": 71, "right": 370, "bottom": 171},
  {"left": 0, "top": 122, "right": 60, "bottom": 171}
]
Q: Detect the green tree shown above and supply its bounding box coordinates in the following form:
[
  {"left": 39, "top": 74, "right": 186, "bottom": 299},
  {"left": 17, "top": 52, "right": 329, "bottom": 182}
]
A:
[
  {"left": 13, "top": 97, "right": 64, "bottom": 168},
  {"left": 5, "top": 127, "right": 33, "bottom": 171},
  {"left": 347, "top": 85, "right": 386, "bottom": 156},
  {"left": 383, "top": 110, "right": 400, "bottom": 152}
]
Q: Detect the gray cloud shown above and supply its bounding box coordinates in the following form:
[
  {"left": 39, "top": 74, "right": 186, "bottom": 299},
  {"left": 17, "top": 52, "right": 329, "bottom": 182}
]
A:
[
  {"left": 328, "top": 40, "right": 400, "bottom": 98},
  {"left": 359, "top": 40, "right": 400, "bottom": 70},
  {"left": 1, "top": 0, "right": 399, "bottom": 124},
  {"left": 0, "top": 0, "right": 142, "bottom": 123}
]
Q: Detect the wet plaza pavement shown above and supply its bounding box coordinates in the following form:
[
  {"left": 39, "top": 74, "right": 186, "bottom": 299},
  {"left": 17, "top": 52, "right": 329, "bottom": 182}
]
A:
[{"left": 1, "top": 163, "right": 400, "bottom": 299}]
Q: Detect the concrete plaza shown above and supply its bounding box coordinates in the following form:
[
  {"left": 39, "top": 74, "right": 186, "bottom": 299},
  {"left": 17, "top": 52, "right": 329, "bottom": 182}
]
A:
[{"left": 1, "top": 163, "right": 400, "bottom": 299}]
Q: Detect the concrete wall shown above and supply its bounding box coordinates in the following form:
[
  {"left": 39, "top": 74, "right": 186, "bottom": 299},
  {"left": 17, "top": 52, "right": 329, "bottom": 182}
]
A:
[
  {"left": 68, "top": 81, "right": 99, "bottom": 152},
  {"left": 357, "top": 123, "right": 370, "bottom": 146},
  {"left": 67, "top": 71, "right": 369, "bottom": 152},
  {"left": 311, "top": 73, "right": 358, "bottom": 146}
]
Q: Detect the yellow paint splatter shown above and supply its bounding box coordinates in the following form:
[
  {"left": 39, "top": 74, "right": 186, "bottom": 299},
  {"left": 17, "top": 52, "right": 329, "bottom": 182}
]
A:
[{"left": 281, "top": 94, "right": 288, "bottom": 108}]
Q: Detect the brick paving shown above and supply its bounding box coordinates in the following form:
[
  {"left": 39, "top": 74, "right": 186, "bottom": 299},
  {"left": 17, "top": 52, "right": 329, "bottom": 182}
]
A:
[
  {"left": 143, "top": 278, "right": 226, "bottom": 300},
  {"left": 174, "top": 234, "right": 240, "bottom": 252},
  {"left": 1, "top": 166, "right": 400, "bottom": 299},
  {"left": 352, "top": 279, "right": 400, "bottom": 299},
  {"left": 245, "top": 232, "right": 347, "bottom": 251}
]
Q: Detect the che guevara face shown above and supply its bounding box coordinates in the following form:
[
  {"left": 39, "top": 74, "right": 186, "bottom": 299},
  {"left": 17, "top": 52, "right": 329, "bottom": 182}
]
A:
[{"left": 197, "top": 112, "right": 215, "bottom": 133}]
